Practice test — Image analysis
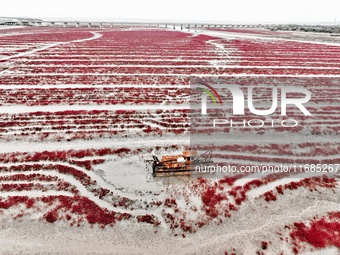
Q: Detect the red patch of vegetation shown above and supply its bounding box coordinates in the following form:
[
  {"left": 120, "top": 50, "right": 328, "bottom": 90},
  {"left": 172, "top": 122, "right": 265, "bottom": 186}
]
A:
[
  {"left": 290, "top": 212, "right": 340, "bottom": 253},
  {"left": 263, "top": 191, "right": 277, "bottom": 202},
  {"left": 98, "top": 188, "right": 111, "bottom": 199},
  {"left": 0, "top": 196, "right": 31, "bottom": 209},
  {"left": 44, "top": 210, "right": 58, "bottom": 223},
  {"left": 261, "top": 241, "right": 268, "bottom": 249},
  {"left": 25, "top": 198, "right": 35, "bottom": 209},
  {"left": 0, "top": 148, "right": 131, "bottom": 164},
  {"left": 164, "top": 198, "right": 177, "bottom": 208},
  {"left": 224, "top": 252, "right": 236, "bottom": 255},
  {"left": 0, "top": 195, "right": 131, "bottom": 227},
  {"left": 219, "top": 177, "right": 236, "bottom": 186},
  {"left": 136, "top": 214, "right": 160, "bottom": 226},
  {"left": 229, "top": 186, "right": 246, "bottom": 205},
  {"left": 202, "top": 187, "right": 227, "bottom": 218},
  {"left": 283, "top": 177, "right": 336, "bottom": 191},
  {"left": 276, "top": 185, "right": 284, "bottom": 195},
  {"left": 179, "top": 219, "right": 193, "bottom": 233}
]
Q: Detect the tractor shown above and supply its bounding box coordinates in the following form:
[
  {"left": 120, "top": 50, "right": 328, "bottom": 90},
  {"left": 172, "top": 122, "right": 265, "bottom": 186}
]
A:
[{"left": 146, "top": 149, "right": 213, "bottom": 177}]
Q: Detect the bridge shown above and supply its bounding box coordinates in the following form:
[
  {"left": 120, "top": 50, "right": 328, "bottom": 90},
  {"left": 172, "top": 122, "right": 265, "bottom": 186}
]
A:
[
  {"left": 27, "top": 21, "right": 266, "bottom": 29},
  {"left": 0, "top": 17, "right": 267, "bottom": 29}
]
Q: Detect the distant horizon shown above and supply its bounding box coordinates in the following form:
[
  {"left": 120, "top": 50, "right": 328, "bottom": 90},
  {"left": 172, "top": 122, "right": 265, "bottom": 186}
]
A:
[
  {"left": 1, "top": 16, "right": 340, "bottom": 26},
  {"left": 1, "top": 0, "right": 340, "bottom": 24}
]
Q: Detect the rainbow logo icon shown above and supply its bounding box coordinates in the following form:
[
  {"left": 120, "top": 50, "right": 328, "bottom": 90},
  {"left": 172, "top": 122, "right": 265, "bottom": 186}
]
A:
[{"left": 198, "top": 82, "right": 223, "bottom": 106}]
